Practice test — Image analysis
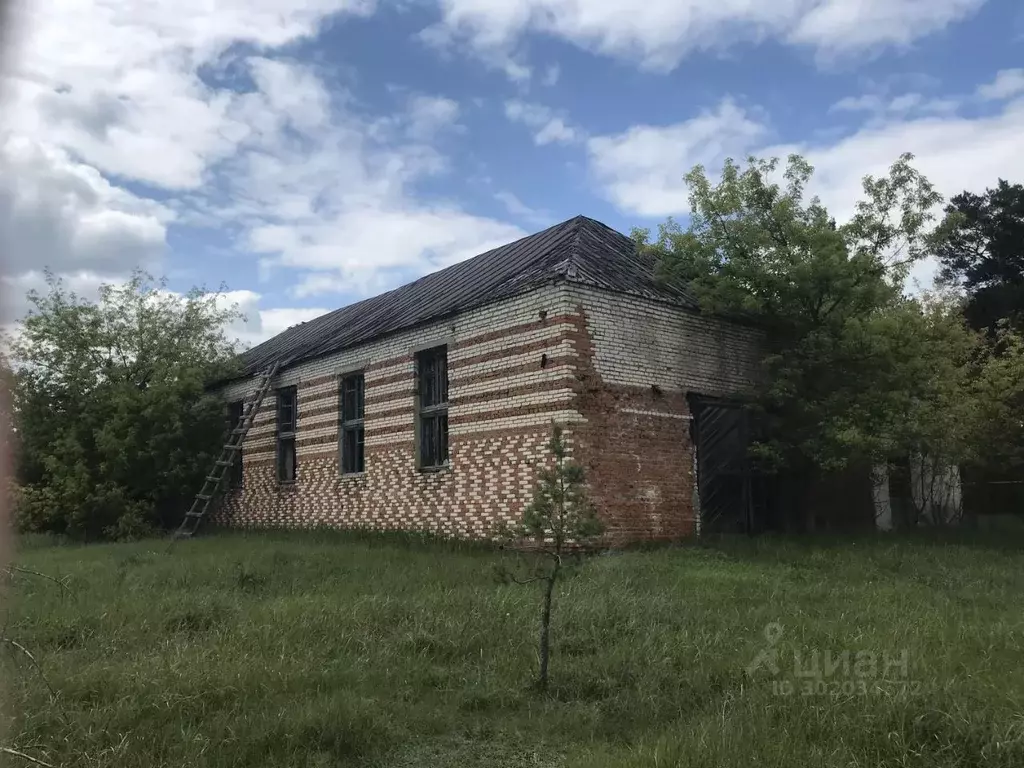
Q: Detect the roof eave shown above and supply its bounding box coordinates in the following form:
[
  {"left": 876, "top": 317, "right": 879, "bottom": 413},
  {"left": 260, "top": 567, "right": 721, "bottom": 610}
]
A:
[{"left": 215, "top": 274, "right": 570, "bottom": 386}]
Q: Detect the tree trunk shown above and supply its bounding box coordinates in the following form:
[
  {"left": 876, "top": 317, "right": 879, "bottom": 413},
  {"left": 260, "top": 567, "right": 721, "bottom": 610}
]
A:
[{"left": 538, "top": 563, "right": 558, "bottom": 691}]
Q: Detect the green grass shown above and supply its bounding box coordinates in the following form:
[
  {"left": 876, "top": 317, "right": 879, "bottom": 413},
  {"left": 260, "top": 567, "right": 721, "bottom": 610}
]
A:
[{"left": 4, "top": 530, "right": 1024, "bottom": 767}]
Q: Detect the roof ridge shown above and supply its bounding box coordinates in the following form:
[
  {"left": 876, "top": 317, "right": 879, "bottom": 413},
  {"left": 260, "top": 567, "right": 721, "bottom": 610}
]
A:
[{"left": 565, "top": 215, "right": 585, "bottom": 280}]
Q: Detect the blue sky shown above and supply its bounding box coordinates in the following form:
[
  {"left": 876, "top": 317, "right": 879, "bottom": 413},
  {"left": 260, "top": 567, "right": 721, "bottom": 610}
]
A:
[{"left": 2, "top": 0, "right": 1023, "bottom": 344}]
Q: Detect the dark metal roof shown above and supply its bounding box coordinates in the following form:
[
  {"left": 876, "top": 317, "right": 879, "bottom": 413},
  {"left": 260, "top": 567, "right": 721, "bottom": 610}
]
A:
[{"left": 231, "top": 215, "right": 697, "bottom": 379}]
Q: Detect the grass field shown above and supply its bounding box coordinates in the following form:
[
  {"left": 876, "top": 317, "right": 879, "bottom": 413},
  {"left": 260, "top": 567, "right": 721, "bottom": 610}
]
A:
[{"left": 4, "top": 530, "right": 1024, "bottom": 767}]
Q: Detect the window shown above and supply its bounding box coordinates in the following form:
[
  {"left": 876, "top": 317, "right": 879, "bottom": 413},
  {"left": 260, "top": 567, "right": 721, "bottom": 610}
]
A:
[
  {"left": 417, "top": 345, "right": 449, "bottom": 469},
  {"left": 276, "top": 386, "right": 297, "bottom": 483},
  {"left": 227, "top": 400, "right": 245, "bottom": 488},
  {"left": 339, "top": 372, "right": 365, "bottom": 474}
]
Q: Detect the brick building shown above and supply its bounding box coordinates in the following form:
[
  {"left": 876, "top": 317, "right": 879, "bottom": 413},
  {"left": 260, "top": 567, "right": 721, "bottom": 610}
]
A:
[{"left": 214, "top": 215, "right": 762, "bottom": 544}]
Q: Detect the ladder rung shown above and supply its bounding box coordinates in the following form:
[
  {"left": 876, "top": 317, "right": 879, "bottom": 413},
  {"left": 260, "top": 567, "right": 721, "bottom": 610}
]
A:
[{"left": 173, "top": 360, "right": 279, "bottom": 545}]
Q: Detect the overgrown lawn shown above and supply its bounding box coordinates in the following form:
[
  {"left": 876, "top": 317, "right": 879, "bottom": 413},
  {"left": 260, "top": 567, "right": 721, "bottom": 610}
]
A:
[{"left": 4, "top": 530, "right": 1024, "bottom": 766}]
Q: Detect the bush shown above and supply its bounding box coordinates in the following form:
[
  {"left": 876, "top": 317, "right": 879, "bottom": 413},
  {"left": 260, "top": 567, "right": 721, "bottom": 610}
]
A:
[{"left": 7, "top": 270, "right": 243, "bottom": 539}]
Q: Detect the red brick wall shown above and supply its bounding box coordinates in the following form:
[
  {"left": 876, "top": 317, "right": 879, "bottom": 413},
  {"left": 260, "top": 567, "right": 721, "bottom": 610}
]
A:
[
  {"left": 568, "top": 305, "right": 697, "bottom": 545},
  {"left": 214, "top": 286, "right": 582, "bottom": 536},
  {"left": 213, "top": 283, "right": 761, "bottom": 545}
]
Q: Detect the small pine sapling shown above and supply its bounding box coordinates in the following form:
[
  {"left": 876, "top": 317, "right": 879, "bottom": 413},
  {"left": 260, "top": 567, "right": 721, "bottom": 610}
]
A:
[{"left": 499, "top": 423, "right": 604, "bottom": 691}]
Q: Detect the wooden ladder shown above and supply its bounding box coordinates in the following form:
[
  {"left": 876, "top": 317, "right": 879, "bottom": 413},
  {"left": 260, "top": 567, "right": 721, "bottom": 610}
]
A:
[{"left": 171, "top": 362, "right": 280, "bottom": 541}]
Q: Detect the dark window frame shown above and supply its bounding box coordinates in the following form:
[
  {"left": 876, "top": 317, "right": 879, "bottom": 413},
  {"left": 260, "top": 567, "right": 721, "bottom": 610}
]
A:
[
  {"left": 339, "top": 371, "right": 365, "bottom": 475},
  {"left": 416, "top": 345, "right": 449, "bottom": 471},
  {"left": 276, "top": 385, "right": 298, "bottom": 484},
  {"left": 227, "top": 400, "right": 245, "bottom": 488}
]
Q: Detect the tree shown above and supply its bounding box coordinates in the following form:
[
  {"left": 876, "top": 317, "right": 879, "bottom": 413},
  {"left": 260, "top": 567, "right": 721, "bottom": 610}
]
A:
[
  {"left": 634, "top": 153, "right": 944, "bottom": 474},
  {"left": 931, "top": 181, "right": 1024, "bottom": 512},
  {"left": 933, "top": 179, "right": 1024, "bottom": 333},
  {"left": 970, "top": 324, "right": 1024, "bottom": 470},
  {"left": 500, "top": 424, "right": 603, "bottom": 691},
  {"left": 8, "top": 270, "right": 244, "bottom": 539},
  {"left": 634, "top": 153, "right": 1024, "bottom": 524}
]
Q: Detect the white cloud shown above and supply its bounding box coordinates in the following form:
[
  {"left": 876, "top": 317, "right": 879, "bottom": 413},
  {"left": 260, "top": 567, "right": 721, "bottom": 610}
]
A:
[
  {"left": 4, "top": 0, "right": 524, "bottom": 332},
  {"left": 587, "top": 99, "right": 766, "bottom": 216},
  {"left": 788, "top": 0, "right": 984, "bottom": 56},
  {"left": 589, "top": 95, "right": 1024, "bottom": 219},
  {"left": 218, "top": 289, "right": 332, "bottom": 347},
  {"left": 206, "top": 58, "right": 525, "bottom": 297},
  {"left": 831, "top": 91, "right": 960, "bottom": 120},
  {"left": 0, "top": 0, "right": 377, "bottom": 332},
  {"left": 5, "top": 1, "right": 375, "bottom": 191},
  {"left": 245, "top": 57, "right": 335, "bottom": 136},
  {"left": 0, "top": 270, "right": 117, "bottom": 325},
  {"left": 977, "top": 69, "right": 1024, "bottom": 101},
  {"left": 417, "top": 19, "right": 532, "bottom": 82},
  {"left": 258, "top": 307, "right": 334, "bottom": 339},
  {"left": 0, "top": 135, "right": 170, "bottom": 276},
  {"left": 587, "top": 92, "right": 1024, "bottom": 287},
  {"left": 534, "top": 118, "right": 577, "bottom": 145},
  {"left": 542, "top": 64, "right": 561, "bottom": 87},
  {"left": 832, "top": 94, "right": 887, "bottom": 113},
  {"left": 505, "top": 100, "right": 581, "bottom": 145},
  {"left": 427, "top": 0, "right": 985, "bottom": 79},
  {"left": 264, "top": 206, "right": 526, "bottom": 298},
  {"left": 785, "top": 102, "right": 1024, "bottom": 225},
  {"left": 406, "top": 95, "right": 462, "bottom": 140},
  {"left": 494, "top": 191, "right": 550, "bottom": 226}
]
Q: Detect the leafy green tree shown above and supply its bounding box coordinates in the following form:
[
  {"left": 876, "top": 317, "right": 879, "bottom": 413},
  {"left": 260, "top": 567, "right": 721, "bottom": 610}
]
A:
[
  {"left": 9, "top": 270, "right": 243, "bottom": 539},
  {"left": 929, "top": 181, "right": 1024, "bottom": 509},
  {"left": 969, "top": 324, "right": 1024, "bottom": 472},
  {"left": 933, "top": 179, "right": 1024, "bottom": 333},
  {"left": 635, "top": 153, "right": 1024, "bottom": 523},
  {"left": 634, "top": 153, "right": 944, "bottom": 474},
  {"left": 500, "top": 424, "right": 603, "bottom": 691}
]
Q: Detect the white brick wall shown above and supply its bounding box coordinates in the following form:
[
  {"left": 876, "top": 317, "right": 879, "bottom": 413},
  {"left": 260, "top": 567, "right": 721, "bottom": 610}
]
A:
[
  {"left": 214, "top": 283, "right": 586, "bottom": 534},
  {"left": 220, "top": 283, "right": 574, "bottom": 405},
  {"left": 571, "top": 285, "right": 762, "bottom": 396},
  {"left": 214, "top": 277, "right": 763, "bottom": 538}
]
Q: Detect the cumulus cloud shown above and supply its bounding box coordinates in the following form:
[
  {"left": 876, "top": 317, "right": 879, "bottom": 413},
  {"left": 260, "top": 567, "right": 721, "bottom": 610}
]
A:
[
  {"left": 5, "top": 1, "right": 375, "bottom": 190},
  {"left": 405, "top": 95, "right": 462, "bottom": 140},
  {"left": 0, "top": 275, "right": 316, "bottom": 349},
  {"left": 426, "top": 0, "right": 986, "bottom": 79},
  {"left": 0, "top": 136, "right": 170, "bottom": 276},
  {"left": 1, "top": 0, "right": 376, "bottom": 322},
  {"left": 586, "top": 91, "right": 1024, "bottom": 287},
  {"left": 0, "top": 270, "right": 116, "bottom": 325},
  {"left": 787, "top": 0, "right": 984, "bottom": 55},
  {"left": 259, "top": 206, "right": 526, "bottom": 299},
  {"left": 4, "top": 0, "right": 524, "bottom": 329},
  {"left": 203, "top": 57, "right": 525, "bottom": 298},
  {"left": 977, "top": 69, "right": 1024, "bottom": 101},
  {"left": 494, "top": 191, "right": 550, "bottom": 226},
  {"left": 6, "top": 0, "right": 996, "bottom": 335},
  {"left": 218, "top": 289, "right": 333, "bottom": 348},
  {"left": 588, "top": 95, "right": 1024, "bottom": 220},
  {"left": 831, "top": 92, "right": 959, "bottom": 118},
  {"left": 587, "top": 99, "right": 766, "bottom": 216},
  {"left": 505, "top": 100, "right": 581, "bottom": 145}
]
